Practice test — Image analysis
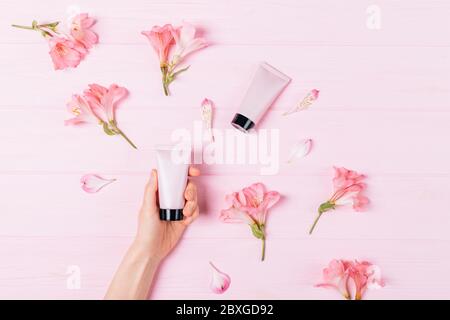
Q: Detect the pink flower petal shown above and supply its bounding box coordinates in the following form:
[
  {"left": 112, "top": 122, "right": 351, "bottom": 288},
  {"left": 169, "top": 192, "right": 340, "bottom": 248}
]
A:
[
  {"left": 70, "top": 13, "right": 98, "bottom": 49},
  {"left": 83, "top": 83, "right": 128, "bottom": 123},
  {"left": 48, "top": 36, "right": 85, "bottom": 70},
  {"left": 141, "top": 24, "right": 175, "bottom": 64},
  {"left": 65, "top": 94, "right": 99, "bottom": 125},
  {"left": 80, "top": 174, "right": 116, "bottom": 193},
  {"left": 287, "top": 138, "right": 313, "bottom": 163},
  {"left": 171, "top": 22, "right": 207, "bottom": 63},
  {"left": 209, "top": 262, "right": 231, "bottom": 294},
  {"left": 219, "top": 207, "right": 252, "bottom": 224}
]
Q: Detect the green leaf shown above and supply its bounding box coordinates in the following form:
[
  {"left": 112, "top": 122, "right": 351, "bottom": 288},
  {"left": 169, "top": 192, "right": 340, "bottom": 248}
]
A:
[
  {"left": 32, "top": 20, "right": 37, "bottom": 28},
  {"left": 102, "top": 122, "right": 116, "bottom": 136},
  {"left": 170, "top": 65, "right": 190, "bottom": 81},
  {"left": 41, "top": 30, "right": 51, "bottom": 37},
  {"left": 250, "top": 223, "right": 265, "bottom": 239},
  {"left": 318, "top": 201, "right": 335, "bottom": 214}
]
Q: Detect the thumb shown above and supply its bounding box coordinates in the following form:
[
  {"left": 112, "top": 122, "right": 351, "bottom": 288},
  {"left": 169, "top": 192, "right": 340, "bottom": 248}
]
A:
[{"left": 143, "top": 169, "right": 158, "bottom": 209}]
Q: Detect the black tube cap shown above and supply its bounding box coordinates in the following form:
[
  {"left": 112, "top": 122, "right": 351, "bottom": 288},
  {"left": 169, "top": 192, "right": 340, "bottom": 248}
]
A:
[
  {"left": 231, "top": 113, "right": 255, "bottom": 133},
  {"left": 159, "top": 209, "right": 184, "bottom": 221}
]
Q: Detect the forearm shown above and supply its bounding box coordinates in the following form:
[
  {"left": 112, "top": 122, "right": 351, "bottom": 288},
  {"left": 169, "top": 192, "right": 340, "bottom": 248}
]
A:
[{"left": 105, "top": 240, "right": 160, "bottom": 300}]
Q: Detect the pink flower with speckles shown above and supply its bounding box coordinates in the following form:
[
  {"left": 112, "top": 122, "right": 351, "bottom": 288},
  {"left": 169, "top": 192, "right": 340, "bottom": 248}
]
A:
[
  {"left": 317, "top": 259, "right": 384, "bottom": 300},
  {"left": 48, "top": 36, "right": 87, "bottom": 70},
  {"left": 64, "top": 94, "right": 99, "bottom": 125},
  {"left": 309, "top": 167, "right": 369, "bottom": 234}
]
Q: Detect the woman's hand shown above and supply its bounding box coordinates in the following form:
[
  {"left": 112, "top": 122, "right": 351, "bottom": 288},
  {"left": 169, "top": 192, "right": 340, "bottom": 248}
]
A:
[
  {"left": 135, "top": 166, "right": 200, "bottom": 262},
  {"left": 105, "top": 167, "right": 200, "bottom": 299}
]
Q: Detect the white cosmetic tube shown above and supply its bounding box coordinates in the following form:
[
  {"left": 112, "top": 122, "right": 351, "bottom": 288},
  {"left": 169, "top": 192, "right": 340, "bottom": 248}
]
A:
[
  {"left": 155, "top": 146, "right": 190, "bottom": 221},
  {"left": 231, "top": 62, "right": 291, "bottom": 133}
]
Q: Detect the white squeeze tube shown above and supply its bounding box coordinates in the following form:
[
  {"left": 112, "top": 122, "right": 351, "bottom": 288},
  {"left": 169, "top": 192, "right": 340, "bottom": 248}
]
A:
[
  {"left": 231, "top": 62, "right": 291, "bottom": 133},
  {"left": 155, "top": 145, "right": 190, "bottom": 221}
]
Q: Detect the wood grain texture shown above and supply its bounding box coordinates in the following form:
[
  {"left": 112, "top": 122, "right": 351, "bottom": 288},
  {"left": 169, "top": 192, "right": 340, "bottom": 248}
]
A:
[{"left": 0, "top": 0, "right": 449, "bottom": 299}]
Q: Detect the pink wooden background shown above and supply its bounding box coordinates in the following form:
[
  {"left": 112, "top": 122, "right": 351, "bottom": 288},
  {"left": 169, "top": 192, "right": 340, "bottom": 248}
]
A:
[{"left": 1, "top": 0, "right": 450, "bottom": 299}]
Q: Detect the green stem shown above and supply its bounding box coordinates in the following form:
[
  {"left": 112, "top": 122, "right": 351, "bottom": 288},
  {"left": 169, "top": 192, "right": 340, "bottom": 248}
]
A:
[
  {"left": 163, "top": 82, "right": 169, "bottom": 96},
  {"left": 117, "top": 129, "right": 137, "bottom": 149},
  {"left": 261, "top": 238, "right": 266, "bottom": 261},
  {"left": 11, "top": 24, "right": 35, "bottom": 30},
  {"left": 309, "top": 212, "right": 323, "bottom": 235},
  {"left": 161, "top": 65, "right": 170, "bottom": 96}
]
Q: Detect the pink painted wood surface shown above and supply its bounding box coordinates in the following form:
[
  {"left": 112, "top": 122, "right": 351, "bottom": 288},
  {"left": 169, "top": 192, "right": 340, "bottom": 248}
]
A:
[{"left": 1, "top": 0, "right": 450, "bottom": 299}]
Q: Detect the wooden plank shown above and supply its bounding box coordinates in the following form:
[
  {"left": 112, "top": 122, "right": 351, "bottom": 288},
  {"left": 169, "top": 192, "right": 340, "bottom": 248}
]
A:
[
  {"left": 3, "top": 0, "right": 450, "bottom": 46},
  {"left": 0, "top": 236, "right": 448, "bottom": 299},
  {"left": 1, "top": 44, "right": 449, "bottom": 110},
  {"left": 1, "top": 173, "right": 449, "bottom": 240},
  {"left": 0, "top": 109, "right": 449, "bottom": 174}
]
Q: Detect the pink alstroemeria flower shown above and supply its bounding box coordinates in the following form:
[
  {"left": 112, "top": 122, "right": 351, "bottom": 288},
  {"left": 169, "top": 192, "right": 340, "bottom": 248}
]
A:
[
  {"left": 12, "top": 13, "right": 98, "bottom": 70},
  {"left": 141, "top": 22, "right": 207, "bottom": 96},
  {"left": 171, "top": 22, "right": 207, "bottom": 64},
  {"left": 83, "top": 83, "right": 128, "bottom": 123},
  {"left": 316, "top": 259, "right": 352, "bottom": 300},
  {"left": 317, "top": 259, "right": 384, "bottom": 300},
  {"left": 70, "top": 13, "right": 98, "bottom": 49},
  {"left": 48, "top": 36, "right": 87, "bottom": 70},
  {"left": 309, "top": 167, "right": 369, "bottom": 234},
  {"left": 65, "top": 84, "right": 137, "bottom": 149},
  {"left": 220, "top": 183, "right": 280, "bottom": 261}
]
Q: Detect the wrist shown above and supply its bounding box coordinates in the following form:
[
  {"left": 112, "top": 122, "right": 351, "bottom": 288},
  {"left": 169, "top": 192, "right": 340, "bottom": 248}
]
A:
[{"left": 130, "top": 239, "right": 163, "bottom": 267}]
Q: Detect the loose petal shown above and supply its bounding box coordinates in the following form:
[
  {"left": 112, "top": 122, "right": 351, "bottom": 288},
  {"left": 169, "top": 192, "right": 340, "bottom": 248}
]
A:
[
  {"left": 287, "top": 139, "right": 313, "bottom": 163},
  {"left": 80, "top": 174, "right": 116, "bottom": 193},
  {"left": 283, "top": 89, "right": 320, "bottom": 115},
  {"left": 209, "top": 262, "right": 231, "bottom": 294},
  {"left": 201, "top": 98, "right": 214, "bottom": 142}
]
